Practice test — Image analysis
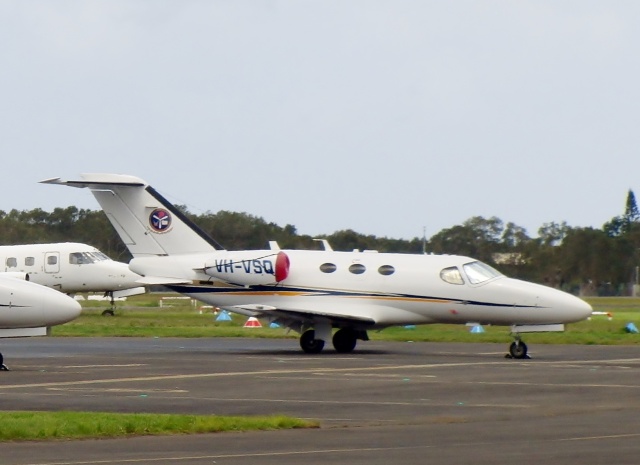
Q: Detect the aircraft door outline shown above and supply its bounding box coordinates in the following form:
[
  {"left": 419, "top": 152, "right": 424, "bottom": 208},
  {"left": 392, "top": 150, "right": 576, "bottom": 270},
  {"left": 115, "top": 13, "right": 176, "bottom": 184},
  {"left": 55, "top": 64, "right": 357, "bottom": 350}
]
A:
[{"left": 44, "top": 252, "right": 60, "bottom": 274}]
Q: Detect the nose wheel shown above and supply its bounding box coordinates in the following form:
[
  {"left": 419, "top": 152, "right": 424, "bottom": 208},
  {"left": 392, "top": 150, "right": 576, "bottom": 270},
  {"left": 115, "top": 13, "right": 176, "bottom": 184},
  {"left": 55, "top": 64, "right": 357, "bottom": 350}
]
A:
[
  {"left": 506, "top": 337, "right": 529, "bottom": 359},
  {"left": 101, "top": 291, "right": 116, "bottom": 316}
]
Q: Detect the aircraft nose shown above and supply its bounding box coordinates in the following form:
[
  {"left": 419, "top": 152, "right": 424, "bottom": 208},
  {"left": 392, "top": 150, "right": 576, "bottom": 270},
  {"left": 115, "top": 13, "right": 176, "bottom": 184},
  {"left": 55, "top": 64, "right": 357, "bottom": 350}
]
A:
[
  {"left": 542, "top": 287, "right": 592, "bottom": 323},
  {"left": 495, "top": 278, "right": 593, "bottom": 325},
  {"left": 46, "top": 291, "right": 82, "bottom": 326}
]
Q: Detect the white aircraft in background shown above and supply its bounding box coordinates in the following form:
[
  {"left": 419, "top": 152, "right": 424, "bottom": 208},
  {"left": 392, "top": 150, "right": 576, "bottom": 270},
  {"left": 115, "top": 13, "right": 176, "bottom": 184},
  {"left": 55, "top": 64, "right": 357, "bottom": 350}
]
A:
[
  {"left": 0, "top": 274, "right": 81, "bottom": 369},
  {"left": 0, "top": 242, "right": 145, "bottom": 315},
  {"left": 44, "top": 173, "right": 593, "bottom": 358}
]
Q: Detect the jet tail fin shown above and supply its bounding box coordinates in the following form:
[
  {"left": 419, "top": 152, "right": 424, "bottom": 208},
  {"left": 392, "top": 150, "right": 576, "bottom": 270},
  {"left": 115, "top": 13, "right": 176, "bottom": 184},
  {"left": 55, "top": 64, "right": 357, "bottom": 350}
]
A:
[{"left": 42, "top": 174, "right": 224, "bottom": 257}]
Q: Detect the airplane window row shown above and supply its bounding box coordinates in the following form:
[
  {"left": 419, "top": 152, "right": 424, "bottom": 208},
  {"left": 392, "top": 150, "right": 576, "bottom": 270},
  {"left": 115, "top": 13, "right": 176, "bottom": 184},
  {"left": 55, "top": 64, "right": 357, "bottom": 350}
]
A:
[
  {"left": 4, "top": 253, "right": 111, "bottom": 268},
  {"left": 5, "top": 257, "right": 37, "bottom": 268},
  {"left": 5, "top": 256, "right": 54, "bottom": 268},
  {"left": 319, "top": 263, "right": 396, "bottom": 276}
]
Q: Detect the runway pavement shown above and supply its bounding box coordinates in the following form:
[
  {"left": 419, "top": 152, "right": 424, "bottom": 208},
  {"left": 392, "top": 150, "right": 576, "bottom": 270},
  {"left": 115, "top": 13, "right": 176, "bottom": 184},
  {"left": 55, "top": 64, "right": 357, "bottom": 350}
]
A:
[{"left": 1, "top": 337, "right": 640, "bottom": 464}]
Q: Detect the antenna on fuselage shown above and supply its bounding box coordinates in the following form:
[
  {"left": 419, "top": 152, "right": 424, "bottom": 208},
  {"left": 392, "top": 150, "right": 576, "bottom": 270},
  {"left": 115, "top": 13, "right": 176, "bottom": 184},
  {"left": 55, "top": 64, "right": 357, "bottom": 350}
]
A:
[
  {"left": 313, "top": 239, "right": 333, "bottom": 251},
  {"left": 422, "top": 226, "right": 427, "bottom": 255}
]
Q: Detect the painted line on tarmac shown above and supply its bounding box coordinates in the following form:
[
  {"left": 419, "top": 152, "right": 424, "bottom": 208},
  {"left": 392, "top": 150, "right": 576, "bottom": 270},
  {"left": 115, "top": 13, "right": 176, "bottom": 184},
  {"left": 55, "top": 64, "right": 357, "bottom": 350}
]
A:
[
  {"left": 61, "top": 364, "right": 146, "bottom": 368},
  {"left": 18, "top": 445, "right": 437, "bottom": 465},
  {"left": 16, "top": 428, "right": 640, "bottom": 465},
  {"left": 22, "top": 431, "right": 640, "bottom": 465},
  {"left": 462, "top": 381, "right": 640, "bottom": 389},
  {"left": 47, "top": 388, "right": 188, "bottom": 393},
  {"left": 0, "top": 362, "right": 508, "bottom": 391},
  {"left": 3, "top": 357, "right": 640, "bottom": 391},
  {"left": 557, "top": 432, "right": 640, "bottom": 442}
]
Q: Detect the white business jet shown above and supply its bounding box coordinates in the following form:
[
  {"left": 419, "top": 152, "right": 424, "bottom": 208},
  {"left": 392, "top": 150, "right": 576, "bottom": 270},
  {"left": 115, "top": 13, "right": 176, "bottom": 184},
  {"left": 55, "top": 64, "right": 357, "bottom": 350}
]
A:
[
  {"left": 0, "top": 243, "right": 145, "bottom": 315},
  {"left": 43, "top": 174, "right": 593, "bottom": 358},
  {"left": 0, "top": 274, "right": 81, "bottom": 369}
]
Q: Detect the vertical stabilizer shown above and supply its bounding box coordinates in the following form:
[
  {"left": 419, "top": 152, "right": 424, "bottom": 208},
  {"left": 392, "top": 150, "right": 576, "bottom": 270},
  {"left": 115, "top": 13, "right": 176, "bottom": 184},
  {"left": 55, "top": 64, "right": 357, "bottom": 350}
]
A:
[{"left": 41, "top": 174, "right": 224, "bottom": 257}]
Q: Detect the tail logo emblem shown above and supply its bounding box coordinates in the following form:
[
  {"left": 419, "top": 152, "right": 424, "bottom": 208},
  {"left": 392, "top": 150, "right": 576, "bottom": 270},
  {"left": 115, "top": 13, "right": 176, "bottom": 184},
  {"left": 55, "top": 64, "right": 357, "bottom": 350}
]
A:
[{"left": 149, "top": 208, "right": 172, "bottom": 233}]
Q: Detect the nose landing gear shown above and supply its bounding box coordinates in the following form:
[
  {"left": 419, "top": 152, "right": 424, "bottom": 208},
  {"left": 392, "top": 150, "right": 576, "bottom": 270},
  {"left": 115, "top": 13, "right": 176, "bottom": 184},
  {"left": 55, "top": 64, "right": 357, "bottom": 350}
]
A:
[
  {"left": 506, "top": 335, "right": 529, "bottom": 359},
  {"left": 101, "top": 291, "right": 116, "bottom": 316}
]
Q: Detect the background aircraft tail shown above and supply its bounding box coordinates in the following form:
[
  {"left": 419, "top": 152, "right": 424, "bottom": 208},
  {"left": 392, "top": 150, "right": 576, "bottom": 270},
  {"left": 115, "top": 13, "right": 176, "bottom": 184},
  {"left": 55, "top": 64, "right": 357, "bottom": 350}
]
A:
[{"left": 42, "top": 174, "right": 224, "bottom": 257}]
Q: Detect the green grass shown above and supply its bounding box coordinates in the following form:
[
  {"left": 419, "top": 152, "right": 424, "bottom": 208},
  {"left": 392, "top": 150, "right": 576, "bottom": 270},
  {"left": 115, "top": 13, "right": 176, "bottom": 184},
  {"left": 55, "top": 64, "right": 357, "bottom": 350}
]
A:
[
  {"left": 0, "top": 411, "right": 317, "bottom": 441},
  {"left": 53, "top": 294, "right": 640, "bottom": 346}
]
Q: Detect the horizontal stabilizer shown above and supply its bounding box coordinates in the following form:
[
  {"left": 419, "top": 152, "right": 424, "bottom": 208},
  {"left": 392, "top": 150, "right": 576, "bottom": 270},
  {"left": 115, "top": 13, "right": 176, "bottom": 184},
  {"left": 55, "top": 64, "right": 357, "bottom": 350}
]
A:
[
  {"left": 112, "top": 287, "right": 147, "bottom": 298},
  {"left": 40, "top": 174, "right": 146, "bottom": 188},
  {"left": 136, "top": 276, "right": 192, "bottom": 285}
]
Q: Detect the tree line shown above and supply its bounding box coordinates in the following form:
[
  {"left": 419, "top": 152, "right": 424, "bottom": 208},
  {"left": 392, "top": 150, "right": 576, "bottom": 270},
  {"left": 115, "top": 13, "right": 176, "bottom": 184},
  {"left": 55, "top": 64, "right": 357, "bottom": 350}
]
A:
[{"left": 1, "top": 191, "right": 639, "bottom": 296}]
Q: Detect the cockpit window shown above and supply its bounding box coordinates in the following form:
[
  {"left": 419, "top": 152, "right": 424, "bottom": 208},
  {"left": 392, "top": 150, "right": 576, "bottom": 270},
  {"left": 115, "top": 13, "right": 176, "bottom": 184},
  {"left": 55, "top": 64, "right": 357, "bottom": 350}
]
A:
[
  {"left": 90, "top": 251, "right": 110, "bottom": 261},
  {"left": 440, "top": 266, "right": 464, "bottom": 285},
  {"left": 463, "top": 261, "right": 502, "bottom": 284},
  {"left": 69, "top": 252, "right": 104, "bottom": 265}
]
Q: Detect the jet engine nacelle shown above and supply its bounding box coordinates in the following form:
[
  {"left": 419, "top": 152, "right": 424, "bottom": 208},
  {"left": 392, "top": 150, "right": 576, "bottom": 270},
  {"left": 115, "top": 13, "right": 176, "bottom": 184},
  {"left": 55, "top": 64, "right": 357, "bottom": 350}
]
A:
[
  {"left": 203, "top": 251, "right": 290, "bottom": 286},
  {"left": 0, "top": 272, "right": 30, "bottom": 281}
]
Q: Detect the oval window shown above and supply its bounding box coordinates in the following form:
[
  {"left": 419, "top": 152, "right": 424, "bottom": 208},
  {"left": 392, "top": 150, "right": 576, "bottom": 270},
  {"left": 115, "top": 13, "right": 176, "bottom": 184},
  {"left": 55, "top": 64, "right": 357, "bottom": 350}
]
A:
[
  {"left": 378, "top": 265, "right": 395, "bottom": 276},
  {"left": 319, "top": 263, "right": 337, "bottom": 273},
  {"left": 349, "top": 264, "right": 366, "bottom": 275}
]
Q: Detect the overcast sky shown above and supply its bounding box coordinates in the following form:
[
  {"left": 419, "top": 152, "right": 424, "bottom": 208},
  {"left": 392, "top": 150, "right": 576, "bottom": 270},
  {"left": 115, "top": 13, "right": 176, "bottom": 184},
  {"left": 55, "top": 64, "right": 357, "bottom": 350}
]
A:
[{"left": 1, "top": 1, "right": 639, "bottom": 240}]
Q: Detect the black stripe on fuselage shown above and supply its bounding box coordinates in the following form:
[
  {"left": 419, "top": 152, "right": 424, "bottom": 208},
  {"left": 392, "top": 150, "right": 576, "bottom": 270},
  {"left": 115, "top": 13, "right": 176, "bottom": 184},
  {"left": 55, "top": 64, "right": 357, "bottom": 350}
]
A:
[{"left": 166, "top": 284, "right": 539, "bottom": 309}]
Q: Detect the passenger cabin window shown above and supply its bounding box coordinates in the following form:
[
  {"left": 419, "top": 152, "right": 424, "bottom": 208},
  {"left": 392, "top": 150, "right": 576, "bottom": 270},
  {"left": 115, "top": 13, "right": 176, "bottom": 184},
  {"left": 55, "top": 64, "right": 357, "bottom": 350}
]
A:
[
  {"left": 440, "top": 266, "right": 464, "bottom": 285},
  {"left": 320, "top": 263, "right": 337, "bottom": 273},
  {"left": 25, "top": 257, "right": 35, "bottom": 266},
  {"left": 378, "top": 265, "right": 395, "bottom": 276},
  {"left": 47, "top": 256, "right": 58, "bottom": 266},
  {"left": 463, "top": 261, "right": 502, "bottom": 284},
  {"left": 349, "top": 264, "right": 366, "bottom": 275},
  {"left": 6, "top": 257, "right": 17, "bottom": 268}
]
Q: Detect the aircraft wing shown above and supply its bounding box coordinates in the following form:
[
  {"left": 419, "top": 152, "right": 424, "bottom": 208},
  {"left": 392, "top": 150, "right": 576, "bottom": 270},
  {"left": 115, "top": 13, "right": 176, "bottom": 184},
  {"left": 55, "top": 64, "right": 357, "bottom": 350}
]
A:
[{"left": 227, "top": 302, "right": 378, "bottom": 327}]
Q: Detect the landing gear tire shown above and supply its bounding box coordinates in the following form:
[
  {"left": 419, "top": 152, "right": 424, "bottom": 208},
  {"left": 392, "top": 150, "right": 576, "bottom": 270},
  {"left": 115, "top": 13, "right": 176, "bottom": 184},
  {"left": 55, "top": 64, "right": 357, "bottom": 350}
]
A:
[
  {"left": 0, "top": 352, "right": 7, "bottom": 371},
  {"left": 508, "top": 341, "right": 529, "bottom": 359},
  {"left": 300, "top": 330, "right": 325, "bottom": 354},
  {"left": 332, "top": 329, "right": 357, "bottom": 353},
  {"left": 103, "top": 291, "right": 116, "bottom": 316}
]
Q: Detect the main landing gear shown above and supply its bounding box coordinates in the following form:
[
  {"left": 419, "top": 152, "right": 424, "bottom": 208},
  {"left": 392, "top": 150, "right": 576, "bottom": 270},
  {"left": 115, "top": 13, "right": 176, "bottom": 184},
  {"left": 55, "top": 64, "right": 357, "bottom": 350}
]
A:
[
  {"left": 0, "top": 352, "right": 8, "bottom": 371},
  {"left": 299, "top": 328, "right": 367, "bottom": 354},
  {"left": 506, "top": 335, "right": 530, "bottom": 359}
]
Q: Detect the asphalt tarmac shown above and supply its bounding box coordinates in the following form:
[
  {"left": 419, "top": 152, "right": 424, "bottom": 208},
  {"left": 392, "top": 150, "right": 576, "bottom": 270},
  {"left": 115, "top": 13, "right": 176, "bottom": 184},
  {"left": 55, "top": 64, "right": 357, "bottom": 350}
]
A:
[{"left": 1, "top": 337, "right": 640, "bottom": 464}]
